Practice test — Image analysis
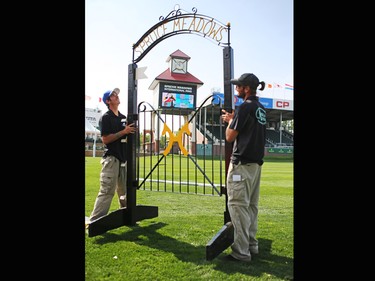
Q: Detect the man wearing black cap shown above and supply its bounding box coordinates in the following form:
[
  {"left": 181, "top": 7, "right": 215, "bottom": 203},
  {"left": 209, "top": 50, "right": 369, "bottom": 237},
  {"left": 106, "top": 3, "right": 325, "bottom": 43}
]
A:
[
  {"left": 89, "top": 88, "right": 136, "bottom": 223},
  {"left": 221, "top": 73, "right": 267, "bottom": 262}
]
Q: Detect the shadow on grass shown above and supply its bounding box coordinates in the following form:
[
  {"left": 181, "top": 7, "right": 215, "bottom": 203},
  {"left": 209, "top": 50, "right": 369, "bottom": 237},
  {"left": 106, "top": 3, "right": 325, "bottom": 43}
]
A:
[
  {"left": 93, "top": 222, "right": 293, "bottom": 280},
  {"left": 213, "top": 237, "right": 293, "bottom": 280}
]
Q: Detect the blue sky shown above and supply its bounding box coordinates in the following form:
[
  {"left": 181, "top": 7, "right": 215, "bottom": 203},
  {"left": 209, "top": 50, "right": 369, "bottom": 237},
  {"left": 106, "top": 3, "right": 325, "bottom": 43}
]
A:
[{"left": 85, "top": 0, "right": 293, "bottom": 114}]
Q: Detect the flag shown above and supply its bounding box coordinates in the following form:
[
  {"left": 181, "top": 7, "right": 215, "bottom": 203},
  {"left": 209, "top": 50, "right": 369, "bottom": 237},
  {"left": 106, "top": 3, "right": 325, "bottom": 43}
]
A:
[
  {"left": 267, "top": 83, "right": 273, "bottom": 88},
  {"left": 273, "top": 83, "right": 282, "bottom": 88},
  {"left": 99, "top": 97, "right": 102, "bottom": 102},
  {"left": 285, "top": 83, "right": 294, "bottom": 90}
]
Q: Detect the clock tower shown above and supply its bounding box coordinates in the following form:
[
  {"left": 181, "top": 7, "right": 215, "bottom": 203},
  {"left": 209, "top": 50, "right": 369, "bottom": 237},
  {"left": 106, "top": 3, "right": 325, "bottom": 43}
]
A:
[
  {"left": 168, "top": 49, "right": 190, "bottom": 74},
  {"left": 149, "top": 49, "right": 203, "bottom": 114},
  {"left": 148, "top": 49, "right": 204, "bottom": 155}
]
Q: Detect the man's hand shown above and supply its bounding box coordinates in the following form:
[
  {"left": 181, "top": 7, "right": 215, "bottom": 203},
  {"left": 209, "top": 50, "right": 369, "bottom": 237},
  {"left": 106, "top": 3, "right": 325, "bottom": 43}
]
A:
[
  {"left": 221, "top": 109, "right": 234, "bottom": 124},
  {"left": 124, "top": 123, "right": 136, "bottom": 135}
]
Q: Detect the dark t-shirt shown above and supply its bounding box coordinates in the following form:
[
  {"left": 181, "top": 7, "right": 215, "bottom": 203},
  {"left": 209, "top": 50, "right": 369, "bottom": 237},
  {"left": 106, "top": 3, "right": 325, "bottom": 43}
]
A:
[
  {"left": 229, "top": 95, "right": 267, "bottom": 165},
  {"left": 99, "top": 110, "right": 127, "bottom": 162}
]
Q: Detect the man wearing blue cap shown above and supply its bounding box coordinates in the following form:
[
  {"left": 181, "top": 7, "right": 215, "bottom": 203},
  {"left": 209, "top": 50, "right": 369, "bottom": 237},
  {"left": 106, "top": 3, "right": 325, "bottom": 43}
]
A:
[{"left": 89, "top": 88, "right": 136, "bottom": 223}]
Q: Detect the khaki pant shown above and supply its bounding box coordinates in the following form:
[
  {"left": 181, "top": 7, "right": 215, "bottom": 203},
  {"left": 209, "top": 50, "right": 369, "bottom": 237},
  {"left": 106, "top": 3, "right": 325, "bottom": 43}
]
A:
[
  {"left": 227, "top": 162, "right": 262, "bottom": 261},
  {"left": 89, "top": 156, "right": 127, "bottom": 222}
]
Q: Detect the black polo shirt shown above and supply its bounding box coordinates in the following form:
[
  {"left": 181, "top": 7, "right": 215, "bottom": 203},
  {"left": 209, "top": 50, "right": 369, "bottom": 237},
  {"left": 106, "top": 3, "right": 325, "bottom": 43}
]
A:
[
  {"left": 99, "top": 110, "right": 127, "bottom": 162},
  {"left": 229, "top": 95, "right": 267, "bottom": 165}
]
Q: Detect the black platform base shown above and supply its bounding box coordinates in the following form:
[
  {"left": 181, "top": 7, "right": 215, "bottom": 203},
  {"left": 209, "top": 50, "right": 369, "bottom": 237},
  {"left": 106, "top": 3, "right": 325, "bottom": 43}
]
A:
[
  {"left": 87, "top": 205, "right": 158, "bottom": 237},
  {"left": 205, "top": 222, "right": 234, "bottom": 260}
]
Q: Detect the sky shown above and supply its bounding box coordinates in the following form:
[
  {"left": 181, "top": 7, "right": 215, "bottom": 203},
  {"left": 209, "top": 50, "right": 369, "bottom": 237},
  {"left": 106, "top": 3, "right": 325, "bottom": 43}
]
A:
[{"left": 85, "top": 0, "right": 293, "bottom": 115}]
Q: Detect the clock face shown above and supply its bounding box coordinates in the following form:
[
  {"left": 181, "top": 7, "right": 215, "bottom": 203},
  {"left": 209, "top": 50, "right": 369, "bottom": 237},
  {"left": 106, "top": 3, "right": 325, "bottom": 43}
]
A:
[{"left": 171, "top": 58, "right": 187, "bottom": 74}]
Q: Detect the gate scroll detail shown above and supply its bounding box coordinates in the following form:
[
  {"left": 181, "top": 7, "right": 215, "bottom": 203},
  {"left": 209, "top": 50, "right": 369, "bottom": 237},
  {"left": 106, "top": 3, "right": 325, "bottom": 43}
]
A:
[{"left": 161, "top": 122, "right": 191, "bottom": 156}]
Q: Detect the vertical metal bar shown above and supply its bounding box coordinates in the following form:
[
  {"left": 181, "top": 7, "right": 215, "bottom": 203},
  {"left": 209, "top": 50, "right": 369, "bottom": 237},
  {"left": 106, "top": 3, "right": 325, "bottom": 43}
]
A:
[
  {"left": 178, "top": 111, "right": 185, "bottom": 193},
  {"left": 149, "top": 110, "right": 153, "bottom": 191},
  {"left": 187, "top": 112, "right": 191, "bottom": 194},
  {"left": 211, "top": 106, "right": 215, "bottom": 195},
  {"left": 195, "top": 110, "right": 199, "bottom": 194},
  {"left": 164, "top": 111, "right": 167, "bottom": 192},
  {"left": 219, "top": 101, "right": 224, "bottom": 195},
  {"left": 127, "top": 63, "right": 138, "bottom": 225},
  {"left": 204, "top": 107, "right": 207, "bottom": 195},
  {"left": 142, "top": 111, "right": 146, "bottom": 190}
]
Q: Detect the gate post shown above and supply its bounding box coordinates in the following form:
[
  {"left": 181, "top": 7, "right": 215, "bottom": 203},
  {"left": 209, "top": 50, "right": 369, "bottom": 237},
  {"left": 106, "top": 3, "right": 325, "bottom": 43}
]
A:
[
  {"left": 205, "top": 45, "right": 234, "bottom": 258},
  {"left": 222, "top": 46, "right": 234, "bottom": 224},
  {"left": 127, "top": 63, "right": 138, "bottom": 225},
  {"left": 126, "top": 63, "right": 159, "bottom": 226}
]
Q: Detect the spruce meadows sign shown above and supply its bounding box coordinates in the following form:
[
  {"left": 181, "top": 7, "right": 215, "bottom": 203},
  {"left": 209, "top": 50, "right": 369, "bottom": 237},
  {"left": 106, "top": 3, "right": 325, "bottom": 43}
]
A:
[{"left": 132, "top": 7, "right": 230, "bottom": 63}]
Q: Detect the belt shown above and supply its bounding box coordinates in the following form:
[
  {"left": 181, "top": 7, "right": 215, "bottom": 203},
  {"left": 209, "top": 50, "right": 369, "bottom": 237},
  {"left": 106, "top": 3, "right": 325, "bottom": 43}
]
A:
[
  {"left": 238, "top": 161, "right": 263, "bottom": 166},
  {"left": 233, "top": 160, "right": 249, "bottom": 165}
]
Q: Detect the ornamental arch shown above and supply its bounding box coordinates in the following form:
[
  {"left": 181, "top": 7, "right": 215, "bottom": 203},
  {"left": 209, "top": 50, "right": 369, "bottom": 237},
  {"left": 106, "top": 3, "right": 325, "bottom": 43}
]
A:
[{"left": 89, "top": 6, "right": 235, "bottom": 260}]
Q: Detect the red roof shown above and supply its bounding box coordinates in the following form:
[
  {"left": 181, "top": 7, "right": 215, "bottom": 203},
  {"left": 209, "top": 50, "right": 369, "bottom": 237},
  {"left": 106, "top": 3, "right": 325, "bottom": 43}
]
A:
[
  {"left": 169, "top": 49, "right": 191, "bottom": 60},
  {"left": 149, "top": 68, "right": 204, "bottom": 90}
]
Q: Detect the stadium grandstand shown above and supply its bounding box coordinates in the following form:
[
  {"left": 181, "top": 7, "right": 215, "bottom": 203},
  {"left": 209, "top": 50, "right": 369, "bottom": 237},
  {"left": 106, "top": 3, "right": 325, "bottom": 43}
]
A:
[{"left": 197, "top": 90, "right": 293, "bottom": 155}]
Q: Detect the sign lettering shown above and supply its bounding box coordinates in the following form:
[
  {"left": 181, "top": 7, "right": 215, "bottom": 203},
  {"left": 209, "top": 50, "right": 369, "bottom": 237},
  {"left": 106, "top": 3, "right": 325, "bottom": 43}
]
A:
[{"left": 133, "top": 9, "right": 229, "bottom": 63}]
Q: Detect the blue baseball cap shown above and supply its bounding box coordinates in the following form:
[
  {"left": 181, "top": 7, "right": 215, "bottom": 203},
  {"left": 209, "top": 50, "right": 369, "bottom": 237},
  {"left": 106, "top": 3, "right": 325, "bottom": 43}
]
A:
[{"left": 102, "top": 88, "right": 120, "bottom": 105}]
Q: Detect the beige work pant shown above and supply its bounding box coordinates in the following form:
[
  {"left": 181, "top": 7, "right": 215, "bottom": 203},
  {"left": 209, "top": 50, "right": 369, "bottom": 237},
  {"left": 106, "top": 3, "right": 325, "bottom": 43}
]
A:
[
  {"left": 89, "top": 156, "right": 127, "bottom": 222},
  {"left": 226, "top": 162, "right": 262, "bottom": 262}
]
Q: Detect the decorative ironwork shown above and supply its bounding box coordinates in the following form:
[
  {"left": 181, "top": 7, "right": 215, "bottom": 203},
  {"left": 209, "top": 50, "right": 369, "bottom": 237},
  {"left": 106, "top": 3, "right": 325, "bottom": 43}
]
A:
[
  {"left": 159, "top": 6, "right": 197, "bottom": 21},
  {"left": 161, "top": 122, "right": 191, "bottom": 156}
]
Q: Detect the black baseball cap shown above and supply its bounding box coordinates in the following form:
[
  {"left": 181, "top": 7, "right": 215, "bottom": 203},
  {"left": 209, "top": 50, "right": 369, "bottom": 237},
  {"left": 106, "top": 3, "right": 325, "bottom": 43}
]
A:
[{"left": 230, "top": 73, "right": 259, "bottom": 89}]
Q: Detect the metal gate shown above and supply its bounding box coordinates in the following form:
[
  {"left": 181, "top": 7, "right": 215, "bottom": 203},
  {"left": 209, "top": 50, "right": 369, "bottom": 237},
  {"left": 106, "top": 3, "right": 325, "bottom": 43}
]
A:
[{"left": 137, "top": 93, "right": 226, "bottom": 196}]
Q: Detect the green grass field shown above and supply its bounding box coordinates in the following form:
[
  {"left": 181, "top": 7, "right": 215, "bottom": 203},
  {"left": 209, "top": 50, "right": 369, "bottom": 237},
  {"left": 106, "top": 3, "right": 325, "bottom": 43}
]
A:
[{"left": 85, "top": 156, "right": 293, "bottom": 280}]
